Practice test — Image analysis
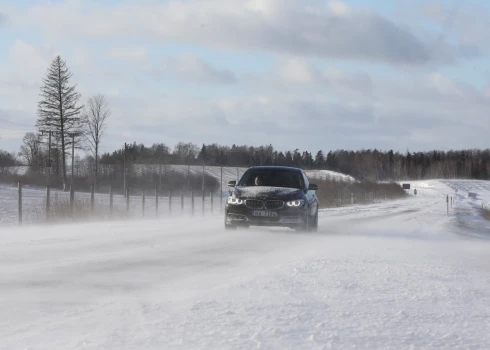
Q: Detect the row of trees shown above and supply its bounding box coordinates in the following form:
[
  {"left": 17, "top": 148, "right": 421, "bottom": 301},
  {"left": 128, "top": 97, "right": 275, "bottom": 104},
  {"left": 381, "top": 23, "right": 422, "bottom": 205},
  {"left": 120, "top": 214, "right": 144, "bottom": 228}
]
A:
[
  {"left": 5, "top": 140, "right": 489, "bottom": 187},
  {"left": 96, "top": 143, "right": 490, "bottom": 181},
  {"left": 320, "top": 149, "right": 490, "bottom": 180},
  {"left": 13, "top": 56, "right": 111, "bottom": 189},
  {"left": 4, "top": 135, "right": 490, "bottom": 185}
]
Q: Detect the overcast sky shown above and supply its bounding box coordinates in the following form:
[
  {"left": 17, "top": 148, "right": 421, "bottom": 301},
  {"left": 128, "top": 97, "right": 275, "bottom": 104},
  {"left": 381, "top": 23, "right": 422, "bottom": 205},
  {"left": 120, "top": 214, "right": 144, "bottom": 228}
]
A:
[{"left": 0, "top": 0, "right": 489, "bottom": 155}]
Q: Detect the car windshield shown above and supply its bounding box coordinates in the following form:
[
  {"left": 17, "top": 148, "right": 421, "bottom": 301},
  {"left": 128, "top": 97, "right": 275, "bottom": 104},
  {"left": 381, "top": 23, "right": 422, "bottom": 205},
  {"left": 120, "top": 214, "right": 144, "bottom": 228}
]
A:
[{"left": 238, "top": 170, "right": 304, "bottom": 189}]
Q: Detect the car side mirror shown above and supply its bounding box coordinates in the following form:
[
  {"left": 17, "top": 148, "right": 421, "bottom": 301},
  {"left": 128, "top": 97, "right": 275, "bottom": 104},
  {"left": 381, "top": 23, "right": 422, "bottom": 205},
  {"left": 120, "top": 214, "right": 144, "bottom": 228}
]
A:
[
  {"left": 308, "top": 183, "right": 319, "bottom": 191},
  {"left": 227, "top": 180, "right": 237, "bottom": 187}
]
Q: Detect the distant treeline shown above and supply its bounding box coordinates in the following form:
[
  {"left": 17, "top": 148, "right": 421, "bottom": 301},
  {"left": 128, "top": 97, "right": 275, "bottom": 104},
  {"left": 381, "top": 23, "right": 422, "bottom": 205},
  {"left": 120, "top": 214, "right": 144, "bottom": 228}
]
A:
[
  {"left": 100, "top": 142, "right": 490, "bottom": 180},
  {"left": 1, "top": 141, "right": 490, "bottom": 183}
]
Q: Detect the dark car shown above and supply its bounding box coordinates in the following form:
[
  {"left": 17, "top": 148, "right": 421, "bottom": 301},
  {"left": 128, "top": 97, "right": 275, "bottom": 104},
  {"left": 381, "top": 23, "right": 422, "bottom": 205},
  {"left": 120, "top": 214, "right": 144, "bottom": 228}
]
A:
[{"left": 224, "top": 166, "right": 319, "bottom": 231}]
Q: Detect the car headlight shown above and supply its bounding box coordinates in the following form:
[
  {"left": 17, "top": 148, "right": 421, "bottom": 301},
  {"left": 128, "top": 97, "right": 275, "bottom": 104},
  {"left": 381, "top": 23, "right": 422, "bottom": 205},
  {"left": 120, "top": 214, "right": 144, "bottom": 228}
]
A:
[
  {"left": 287, "top": 199, "right": 305, "bottom": 207},
  {"left": 227, "top": 197, "right": 244, "bottom": 205}
]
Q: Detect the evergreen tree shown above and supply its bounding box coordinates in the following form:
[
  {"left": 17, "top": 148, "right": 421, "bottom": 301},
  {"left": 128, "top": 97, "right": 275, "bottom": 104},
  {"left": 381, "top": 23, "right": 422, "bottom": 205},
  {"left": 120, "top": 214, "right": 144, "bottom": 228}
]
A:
[
  {"left": 293, "top": 149, "right": 302, "bottom": 167},
  {"left": 326, "top": 151, "right": 337, "bottom": 170},
  {"left": 199, "top": 144, "right": 207, "bottom": 163},
  {"left": 314, "top": 150, "right": 324, "bottom": 169},
  {"left": 285, "top": 151, "right": 293, "bottom": 166},
  {"left": 277, "top": 152, "right": 286, "bottom": 166},
  {"left": 36, "top": 56, "right": 83, "bottom": 188}
]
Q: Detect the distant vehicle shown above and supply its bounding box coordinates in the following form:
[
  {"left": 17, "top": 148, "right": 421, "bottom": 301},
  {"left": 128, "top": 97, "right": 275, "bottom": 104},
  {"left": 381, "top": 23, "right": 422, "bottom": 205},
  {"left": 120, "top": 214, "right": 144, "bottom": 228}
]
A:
[{"left": 224, "top": 166, "right": 319, "bottom": 231}]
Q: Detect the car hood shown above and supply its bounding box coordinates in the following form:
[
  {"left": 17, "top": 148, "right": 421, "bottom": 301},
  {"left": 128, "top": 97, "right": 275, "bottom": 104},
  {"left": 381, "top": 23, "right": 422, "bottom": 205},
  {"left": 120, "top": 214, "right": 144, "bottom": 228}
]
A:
[{"left": 234, "top": 186, "right": 304, "bottom": 201}]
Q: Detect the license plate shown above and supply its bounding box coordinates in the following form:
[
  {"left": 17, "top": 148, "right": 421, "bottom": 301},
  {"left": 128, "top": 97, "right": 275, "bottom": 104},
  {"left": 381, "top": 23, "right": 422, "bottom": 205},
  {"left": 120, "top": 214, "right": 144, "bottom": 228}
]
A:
[{"left": 252, "top": 211, "right": 278, "bottom": 217}]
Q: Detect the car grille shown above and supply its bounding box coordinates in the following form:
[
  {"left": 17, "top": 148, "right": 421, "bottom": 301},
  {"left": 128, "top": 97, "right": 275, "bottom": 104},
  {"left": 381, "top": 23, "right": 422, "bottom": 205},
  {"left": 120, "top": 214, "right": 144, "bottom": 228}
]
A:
[
  {"left": 245, "top": 199, "right": 264, "bottom": 209},
  {"left": 265, "top": 200, "right": 284, "bottom": 210}
]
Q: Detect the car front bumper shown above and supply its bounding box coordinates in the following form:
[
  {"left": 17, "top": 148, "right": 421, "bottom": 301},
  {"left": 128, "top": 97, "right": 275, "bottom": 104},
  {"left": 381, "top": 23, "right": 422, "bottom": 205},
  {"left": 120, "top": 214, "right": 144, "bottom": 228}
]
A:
[{"left": 225, "top": 204, "right": 307, "bottom": 227}]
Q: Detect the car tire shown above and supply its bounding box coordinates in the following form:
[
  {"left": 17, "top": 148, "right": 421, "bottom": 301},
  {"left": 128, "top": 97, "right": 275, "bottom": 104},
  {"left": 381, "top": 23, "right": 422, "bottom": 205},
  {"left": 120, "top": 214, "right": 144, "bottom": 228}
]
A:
[
  {"left": 296, "top": 212, "right": 310, "bottom": 232},
  {"left": 224, "top": 211, "right": 237, "bottom": 230},
  {"left": 225, "top": 223, "right": 237, "bottom": 230}
]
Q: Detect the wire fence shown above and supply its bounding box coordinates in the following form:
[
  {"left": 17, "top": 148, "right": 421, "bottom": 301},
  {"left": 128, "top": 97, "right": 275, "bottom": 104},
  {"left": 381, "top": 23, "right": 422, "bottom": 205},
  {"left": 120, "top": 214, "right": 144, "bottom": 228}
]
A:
[
  {"left": 6, "top": 183, "right": 229, "bottom": 226},
  {"left": 3, "top": 181, "right": 399, "bottom": 227},
  {"left": 2, "top": 168, "right": 414, "bottom": 226}
]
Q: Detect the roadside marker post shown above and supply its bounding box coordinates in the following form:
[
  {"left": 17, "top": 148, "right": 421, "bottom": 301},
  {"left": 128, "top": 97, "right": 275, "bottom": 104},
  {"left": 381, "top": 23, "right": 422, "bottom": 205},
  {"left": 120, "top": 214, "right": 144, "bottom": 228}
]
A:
[
  {"left": 446, "top": 195, "right": 449, "bottom": 216},
  {"left": 18, "top": 182, "right": 22, "bottom": 225},
  {"left": 155, "top": 187, "right": 158, "bottom": 216}
]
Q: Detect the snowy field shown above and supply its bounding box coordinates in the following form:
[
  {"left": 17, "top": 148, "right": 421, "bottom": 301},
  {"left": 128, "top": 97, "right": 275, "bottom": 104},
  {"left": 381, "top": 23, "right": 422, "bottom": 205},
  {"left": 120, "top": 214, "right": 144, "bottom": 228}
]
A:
[
  {"left": 1, "top": 180, "right": 490, "bottom": 349},
  {"left": 304, "top": 169, "right": 356, "bottom": 182}
]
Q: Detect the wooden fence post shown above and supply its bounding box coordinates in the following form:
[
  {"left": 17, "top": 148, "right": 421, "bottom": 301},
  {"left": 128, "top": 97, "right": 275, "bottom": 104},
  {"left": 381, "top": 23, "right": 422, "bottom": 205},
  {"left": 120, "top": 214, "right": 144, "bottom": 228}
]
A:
[
  {"left": 70, "top": 185, "right": 74, "bottom": 212},
  {"left": 155, "top": 187, "right": 159, "bottom": 216},
  {"left": 18, "top": 181, "right": 22, "bottom": 225},
  {"left": 169, "top": 189, "right": 172, "bottom": 213},
  {"left": 202, "top": 190, "right": 205, "bottom": 215},
  {"left": 46, "top": 185, "right": 50, "bottom": 220},
  {"left": 191, "top": 190, "right": 195, "bottom": 215},
  {"left": 220, "top": 166, "right": 223, "bottom": 212},
  {"left": 90, "top": 184, "right": 95, "bottom": 212},
  {"left": 109, "top": 186, "right": 113, "bottom": 215},
  {"left": 181, "top": 189, "right": 184, "bottom": 212},
  {"left": 446, "top": 195, "right": 449, "bottom": 216}
]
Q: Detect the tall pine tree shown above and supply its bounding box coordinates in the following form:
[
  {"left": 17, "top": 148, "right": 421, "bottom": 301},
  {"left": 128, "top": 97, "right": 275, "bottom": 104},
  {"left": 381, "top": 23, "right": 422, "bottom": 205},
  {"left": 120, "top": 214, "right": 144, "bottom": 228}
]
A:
[
  {"left": 37, "top": 56, "right": 83, "bottom": 188},
  {"left": 314, "top": 150, "right": 325, "bottom": 169}
]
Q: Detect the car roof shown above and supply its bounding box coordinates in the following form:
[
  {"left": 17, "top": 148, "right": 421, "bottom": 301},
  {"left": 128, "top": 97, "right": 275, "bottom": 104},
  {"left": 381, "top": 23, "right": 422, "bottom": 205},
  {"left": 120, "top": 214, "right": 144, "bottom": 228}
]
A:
[{"left": 247, "top": 166, "right": 303, "bottom": 172}]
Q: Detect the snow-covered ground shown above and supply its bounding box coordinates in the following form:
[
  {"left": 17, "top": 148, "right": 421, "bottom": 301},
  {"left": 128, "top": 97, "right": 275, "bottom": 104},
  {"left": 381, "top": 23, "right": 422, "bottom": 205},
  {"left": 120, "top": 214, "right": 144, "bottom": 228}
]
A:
[
  {"left": 1, "top": 180, "right": 490, "bottom": 349},
  {"left": 131, "top": 165, "right": 354, "bottom": 188},
  {"left": 304, "top": 169, "right": 356, "bottom": 182}
]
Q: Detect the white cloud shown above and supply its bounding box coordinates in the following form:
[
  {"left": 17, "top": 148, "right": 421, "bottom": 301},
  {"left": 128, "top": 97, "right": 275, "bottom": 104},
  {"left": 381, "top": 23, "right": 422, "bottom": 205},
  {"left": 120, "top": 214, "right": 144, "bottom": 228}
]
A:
[
  {"left": 1, "top": 1, "right": 489, "bottom": 154},
  {"left": 10, "top": 0, "right": 462, "bottom": 65},
  {"left": 328, "top": 0, "right": 350, "bottom": 16},
  {"left": 247, "top": 58, "right": 373, "bottom": 99},
  {"left": 276, "top": 58, "right": 318, "bottom": 85},
  {"left": 105, "top": 46, "right": 147, "bottom": 62},
  {"left": 1, "top": 66, "right": 490, "bottom": 153},
  {"left": 0, "top": 41, "right": 57, "bottom": 127},
  {"left": 6, "top": 40, "right": 57, "bottom": 82},
  {"left": 429, "top": 72, "right": 462, "bottom": 97},
  {"left": 149, "top": 55, "right": 237, "bottom": 84},
  {"left": 422, "top": 2, "right": 490, "bottom": 46},
  {"left": 71, "top": 46, "right": 94, "bottom": 66}
]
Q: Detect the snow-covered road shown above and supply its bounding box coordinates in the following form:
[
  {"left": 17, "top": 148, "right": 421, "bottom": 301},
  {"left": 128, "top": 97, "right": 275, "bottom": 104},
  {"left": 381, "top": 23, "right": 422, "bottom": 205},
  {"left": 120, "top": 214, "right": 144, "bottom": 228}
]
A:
[{"left": 1, "top": 180, "right": 490, "bottom": 349}]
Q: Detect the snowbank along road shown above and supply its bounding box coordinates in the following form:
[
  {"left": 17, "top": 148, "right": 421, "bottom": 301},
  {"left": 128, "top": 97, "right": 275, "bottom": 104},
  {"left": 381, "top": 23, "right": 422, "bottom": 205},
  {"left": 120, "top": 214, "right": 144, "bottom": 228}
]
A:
[{"left": 1, "top": 179, "right": 490, "bottom": 349}]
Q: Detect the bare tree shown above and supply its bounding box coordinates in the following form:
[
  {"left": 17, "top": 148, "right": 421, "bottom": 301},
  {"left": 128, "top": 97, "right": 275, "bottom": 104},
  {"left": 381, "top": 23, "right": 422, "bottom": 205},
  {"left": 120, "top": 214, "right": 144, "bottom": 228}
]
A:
[
  {"left": 18, "top": 132, "right": 45, "bottom": 174},
  {"left": 173, "top": 142, "right": 199, "bottom": 164},
  {"left": 37, "top": 56, "right": 83, "bottom": 189},
  {"left": 82, "top": 94, "right": 110, "bottom": 187}
]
